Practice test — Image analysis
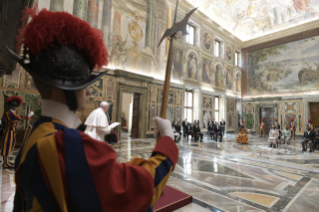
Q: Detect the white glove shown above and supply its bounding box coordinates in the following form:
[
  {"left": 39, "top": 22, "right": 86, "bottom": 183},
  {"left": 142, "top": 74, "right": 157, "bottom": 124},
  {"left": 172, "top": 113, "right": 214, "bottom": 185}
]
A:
[
  {"left": 153, "top": 117, "right": 174, "bottom": 140},
  {"left": 0, "top": 120, "right": 1, "bottom": 125},
  {"left": 28, "top": 111, "right": 34, "bottom": 118}
]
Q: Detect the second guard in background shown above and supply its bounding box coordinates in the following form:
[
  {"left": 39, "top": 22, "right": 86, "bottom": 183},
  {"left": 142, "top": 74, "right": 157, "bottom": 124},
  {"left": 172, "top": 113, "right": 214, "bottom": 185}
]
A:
[
  {"left": 308, "top": 119, "right": 314, "bottom": 131},
  {"left": 259, "top": 118, "right": 266, "bottom": 137},
  {"left": 0, "top": 96, "right": 33, "bottom": 168},
  {"left": 289, "top": 118, "right": 296, "bottom": 140}
]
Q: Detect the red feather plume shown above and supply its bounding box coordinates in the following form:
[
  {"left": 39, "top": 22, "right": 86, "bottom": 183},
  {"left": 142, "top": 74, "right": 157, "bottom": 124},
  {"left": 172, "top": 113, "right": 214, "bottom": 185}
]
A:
[
  {"left": 308, "top": 119, "right": 311, "bottom": 122},
  {"left": 6, "top": 96, "right": 23, "bottom": 105},
  {"left": 291, "top": 118, "right": 294, "bottom": 121},
  {"left": 16, "top": 5, "right": 109, "bottom": 70}
]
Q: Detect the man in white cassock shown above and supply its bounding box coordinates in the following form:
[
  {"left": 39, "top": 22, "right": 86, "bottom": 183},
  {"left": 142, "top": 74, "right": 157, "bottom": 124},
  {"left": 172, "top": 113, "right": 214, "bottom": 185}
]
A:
[{"left": 84, "top": 101, "right": 112, "bottom": 141}]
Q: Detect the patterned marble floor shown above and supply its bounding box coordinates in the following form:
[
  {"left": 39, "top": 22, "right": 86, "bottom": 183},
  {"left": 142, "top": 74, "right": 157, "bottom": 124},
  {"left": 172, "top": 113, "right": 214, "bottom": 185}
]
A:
[{"left": 2, "top": 133, "right": 319, "bottom": 211}]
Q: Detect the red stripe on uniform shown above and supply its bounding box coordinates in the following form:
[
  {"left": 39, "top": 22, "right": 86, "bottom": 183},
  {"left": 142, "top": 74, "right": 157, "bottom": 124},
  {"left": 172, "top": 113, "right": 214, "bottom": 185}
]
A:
[{"left": 80, "top": 132, "right": 154, "bottom": 212}]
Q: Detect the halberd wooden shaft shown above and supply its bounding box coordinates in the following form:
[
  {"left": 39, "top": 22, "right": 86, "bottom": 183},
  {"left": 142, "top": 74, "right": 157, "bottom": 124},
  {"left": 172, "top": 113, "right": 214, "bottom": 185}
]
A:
[{"left": 160, "top": 38, "right": 175, "bottom": 118}]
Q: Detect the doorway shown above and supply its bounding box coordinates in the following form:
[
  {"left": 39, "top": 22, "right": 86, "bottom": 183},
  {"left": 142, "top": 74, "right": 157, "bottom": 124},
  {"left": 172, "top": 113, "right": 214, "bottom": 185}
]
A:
[
  {"left": 120, "top": 93, "right": 141, "bottom": 139},
  {"left": 121, "top": 93, "right": 133, "bottom": 139},
  {"left": 310, "top": 103, "right": 319, "bottom": 129},
  {"left": 260, "top": 108, "right": 274, "bottom": 134}
]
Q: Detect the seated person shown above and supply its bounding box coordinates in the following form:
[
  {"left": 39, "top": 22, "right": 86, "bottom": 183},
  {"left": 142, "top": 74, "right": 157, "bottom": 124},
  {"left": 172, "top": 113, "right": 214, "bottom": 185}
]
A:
[
  {"left": 186, "top": 123, "right": 193, "bottom": 140},
  {"left": 207, "top": 122, "right": 215, "bottom": 140},
  {"left": 302, "top": 126, "right": 315, "bottom": 152},
  {"left": 236, "top": 124, "right": 249, "bottom": 144},
  {"left": 214, "top": 122, "right": 223, "bottom": 142},
  {"left": 282, "top": 126, "right": 291, "bottom": 144},
  {"left": 314, "top": 129, "right": 319, "bottom": 151},
  {"left": 193, "top": 122, "right": 203, "bottom": 142},
  {"left": 173, "top": 121, "right": 181, "bottom": 142},
  {"left": 268, "top": 126, "right": 279, "bottom": 148}
]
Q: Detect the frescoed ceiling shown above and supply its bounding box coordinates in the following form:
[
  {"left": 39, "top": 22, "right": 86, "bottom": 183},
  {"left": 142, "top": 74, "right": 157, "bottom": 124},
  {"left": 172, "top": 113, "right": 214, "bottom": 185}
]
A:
[{"left": 186, "top": 0, "right": 319, "bottom": 41}]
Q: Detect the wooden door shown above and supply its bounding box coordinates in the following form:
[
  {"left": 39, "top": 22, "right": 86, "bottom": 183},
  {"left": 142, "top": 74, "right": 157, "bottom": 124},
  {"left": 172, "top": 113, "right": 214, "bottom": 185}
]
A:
[
  {"left": 310, "top": 103, "right": 319, "bottom": 129},
  {"left": 131, "top": 94, "right": 140, "bottom": 138},
  {"left": 260, "top": 108, "right": 274, "bottom": 134}
]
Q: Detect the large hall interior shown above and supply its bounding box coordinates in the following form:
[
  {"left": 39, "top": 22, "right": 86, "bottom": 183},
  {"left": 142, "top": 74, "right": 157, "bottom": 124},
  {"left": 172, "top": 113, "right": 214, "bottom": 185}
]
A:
[{"left": 1, "top": 0, "right": 319, "bottom": 211}]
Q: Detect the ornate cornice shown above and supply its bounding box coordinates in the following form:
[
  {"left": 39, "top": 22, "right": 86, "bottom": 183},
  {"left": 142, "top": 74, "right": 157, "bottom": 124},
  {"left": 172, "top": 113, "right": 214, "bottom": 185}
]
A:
[
  {"left": 243, "top": 19, "right": 319, "bottom": 48},
  {"left": 114, "top": 69, "right": 154, "bottom": 83}
]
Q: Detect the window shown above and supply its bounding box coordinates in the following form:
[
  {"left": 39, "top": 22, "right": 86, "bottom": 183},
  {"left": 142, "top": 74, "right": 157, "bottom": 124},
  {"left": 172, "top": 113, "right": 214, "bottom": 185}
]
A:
[
  {"left": 184, "top": 90, "right": 193, "bottom": 123},
  {"left": 214, "top": 40, "right": 220, "bottom": 57},
  {"left": 214, "top": 97, "right": 219, "bottom": 122},
  {"left": 186, "top": 24, "right": 195, "bottom": 45},
  {"left": 235, "top": 51, "right": 240, "bottom": 67}
]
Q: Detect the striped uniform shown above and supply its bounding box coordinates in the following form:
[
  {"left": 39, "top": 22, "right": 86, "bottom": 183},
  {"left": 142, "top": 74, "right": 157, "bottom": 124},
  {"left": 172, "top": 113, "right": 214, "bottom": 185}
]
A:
[
  {"left": 1, "top": 111, "right": 28, "bottom": 156},
  {"left": 289, "top": 123, "right": 296, "bottom": 138},
  {"left": 308, "top": 123, "right": 314, "bottom": 131},
  {"left": 14, "top": 116, "right": 178, "bottom": 212}
]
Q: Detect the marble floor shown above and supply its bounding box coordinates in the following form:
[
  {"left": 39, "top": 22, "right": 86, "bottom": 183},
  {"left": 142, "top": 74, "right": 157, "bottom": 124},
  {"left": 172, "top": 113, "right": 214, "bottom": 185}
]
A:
[{"left": 2, "top": 133, "right": 319, "bottom": 211}]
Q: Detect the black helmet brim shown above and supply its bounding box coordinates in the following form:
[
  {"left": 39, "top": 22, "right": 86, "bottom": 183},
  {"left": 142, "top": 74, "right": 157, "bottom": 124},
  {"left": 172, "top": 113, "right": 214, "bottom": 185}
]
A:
[{"left": 5, "top": 46, "right": 108, "bottom": 91}]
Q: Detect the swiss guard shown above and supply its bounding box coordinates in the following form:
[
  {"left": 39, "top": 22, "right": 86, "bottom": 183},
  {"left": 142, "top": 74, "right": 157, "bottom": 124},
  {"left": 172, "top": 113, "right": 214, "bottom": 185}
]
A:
[
  {"left": 289, "top": 118, "right": 296, "bottom": 140},
  {"left": 7, "top": 5, "right": 178, "bottom": 212},
  {"left": 259, "top": 118, "right": 266, "bottom": 137},
  {"left": 0, "top": 96, "right": 33, "bottom": 168},
  {"left": 308, "top": 119, "right": 314, "bottom": 131}
]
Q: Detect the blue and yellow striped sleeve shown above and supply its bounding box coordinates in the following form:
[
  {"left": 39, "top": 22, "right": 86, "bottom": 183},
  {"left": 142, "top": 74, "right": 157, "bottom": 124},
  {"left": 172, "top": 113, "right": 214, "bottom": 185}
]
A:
[
  {"left": 10, "top": 111, "right": 28, "bottom": 121},
  {"left": 126, "top": 136, "right": 178, "bottom": 207}
]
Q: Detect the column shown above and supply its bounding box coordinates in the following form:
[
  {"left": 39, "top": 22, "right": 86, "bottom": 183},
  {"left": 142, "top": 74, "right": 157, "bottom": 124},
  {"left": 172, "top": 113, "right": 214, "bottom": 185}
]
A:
[
  {"left": 101, "top": 0, "right": 113, "bottom": 47},
  {"left": 87, "top": 0, "right": 99, "bottom": 28},
  {"left": 73, "top": 0, "right": 88, "bottom": 21},
  {"left": 145, "top": 0, "right": 154, "bottom": 48},
  {"left": 50, "top": 0, "right": 64, "bottom": 12}
]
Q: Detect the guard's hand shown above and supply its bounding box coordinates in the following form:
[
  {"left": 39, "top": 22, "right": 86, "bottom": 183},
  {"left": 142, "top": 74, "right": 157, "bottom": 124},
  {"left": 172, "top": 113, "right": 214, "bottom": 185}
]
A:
[
  {"left": 153, "top": 117, "right": 174, "bottom": 140},
  {"left": 28, "top": 111, "right": 34, "bottom": 118}
]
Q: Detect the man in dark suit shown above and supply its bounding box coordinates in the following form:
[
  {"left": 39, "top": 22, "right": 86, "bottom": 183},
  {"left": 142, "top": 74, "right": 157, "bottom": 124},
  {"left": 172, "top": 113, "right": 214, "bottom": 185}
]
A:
[
  {"left": 174, "top": 121, "right": 181, "bottom": 142},
  {"left": 220, "top": 118, "right": 226, "bottom": 135},
  {"left": 208, "top": 122, "right": 215, "bottom": 140},
  {"left": 193, "top": 122, "right": 203, "bottom": 142},
  {"left": 272, "top": 119, "right": 281, "bottom": 140},
  {"left": 302, "top": 126, "right": 315, "bottom": 152},
  {"left": 182, "top": 118, "right": 187, "bottom": 138},
  {"left": 186, "top": 123, "right": 193, "bottom": 140},
  {"left": 214, "top": 122, "right": 223, "bottom": 142}
]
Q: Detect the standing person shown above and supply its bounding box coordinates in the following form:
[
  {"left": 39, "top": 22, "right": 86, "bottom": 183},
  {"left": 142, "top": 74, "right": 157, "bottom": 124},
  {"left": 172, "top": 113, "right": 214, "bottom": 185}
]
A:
[
  {"left": 85, "top": 102, "right": 112, "bottom": 141},
  {"left": 259, "top": 118, "right": 266, "bottom": 137},
  {"left": 302, "top": 126, "right": 315, "bottom": 152},
  {"left": 307, "top": 119, "right": 314, "bottom": 131},
  {"left": 220, "top": 118, "right": 226, "bottom": 135},
  {"left": 182, "top": 118, "right": 187, "bottom": 138},
  {"left": 9, "top": 7, "right": 178, "bottom": 211},
  {"left": 289, "top": 118, "right": 296, "bottom": 140},
  {"left": 0, "top": 96, "right": 34, "bottom": 168}
]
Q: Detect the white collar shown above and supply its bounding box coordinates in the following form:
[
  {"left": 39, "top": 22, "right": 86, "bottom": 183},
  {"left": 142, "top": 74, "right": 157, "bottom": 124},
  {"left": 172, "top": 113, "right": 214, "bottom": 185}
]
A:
[{"left": 41, "top": 100, "right": 81, "bottom": 129}]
